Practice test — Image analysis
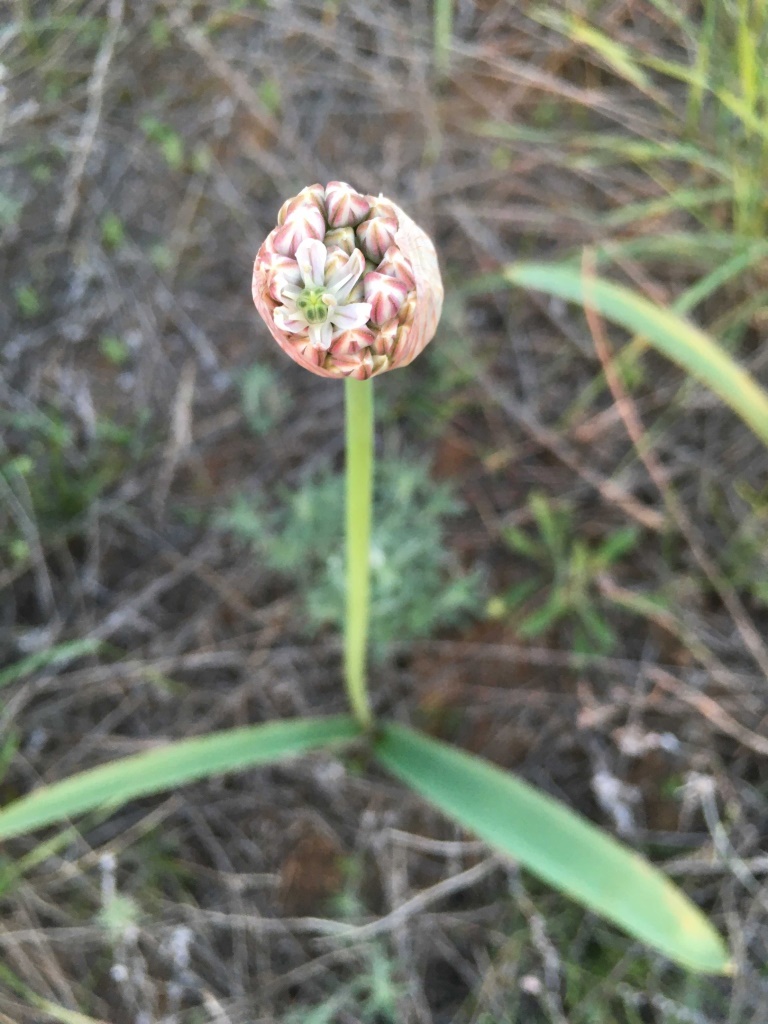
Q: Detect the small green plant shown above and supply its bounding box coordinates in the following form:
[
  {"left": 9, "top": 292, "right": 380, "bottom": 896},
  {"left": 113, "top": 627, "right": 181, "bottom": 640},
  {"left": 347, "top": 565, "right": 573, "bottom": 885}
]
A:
[
  {"left": 14, "top": 284, "right": 42, "bottom": 318},
  {"left": 149, "top": 242, "right": 174, "bottom": 272},
  {"left": 0, "top": 183, "right": 753, "bottom": 975},
  {"left": 283, "top": 944, "right": 404, "bottom": 1024},
  {"left": 139, "top": 116, "right": 185, "bottom": 170},
  {"left": 493, "top": 492, "right": 639, "bottom": 653},
  {"left": 148, "top": 14, "right": 170, "bottom": 49},
  {"left": 99, "top": 335, "right": 131, "bottom": 366},
  {"left": 0, "top": 191, "right": 23, "bottom": 230},
  {"left": 218, "top": 457, "right": 482, "bottom": 659},
  {"left": 100, "top": 211, "right": 125, "bottom": 250},
  {"left": 0, "top": 406, "right": 151, "bottom": 567},
  {"left": 238, "top": 363, "right": 290, "bottom": 435},
  {"left": 257, "top": 76, "right": 281, "bottom": 115}
]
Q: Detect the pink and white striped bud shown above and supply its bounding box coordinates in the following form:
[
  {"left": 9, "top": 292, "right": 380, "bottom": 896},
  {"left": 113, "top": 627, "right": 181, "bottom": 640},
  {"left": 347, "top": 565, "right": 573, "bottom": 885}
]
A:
[
  {"left": 252, "top": 184, "right": 443, "bottom": 378},
  {"left": 330, "top": 327, "right": 376, "bottom": 358},
  {"left": 329, "top": 345, "right": 377, "bottom": 380},
  {"left": 355, "top": 216, "right": 398, "bottom": 263},
  {"left": 325, "top": 181, "right": 371, "bottom": 228},
  {"left": 277, "top": 184, "right": 325, "bottom": 225},
  {"left": 372, "top": 318, "right": 399, "bottom": 358},
  {"left": 364, "top": 271, "right": 408, "bottom": 326},
  {"left": 324, "top": 247, "right": 351, "bottom": 281},
  {"left": 369, "top": 198, "right": 397, "bottom": 220},
  {"left": 273, "top": 203, "right": 326, "bottom": 257},
  {"left": 377, "top": 245, "right": 415, "bottom": 289},
  {"left": 264, "top": 254, "right": 302, "bottom": 302}
]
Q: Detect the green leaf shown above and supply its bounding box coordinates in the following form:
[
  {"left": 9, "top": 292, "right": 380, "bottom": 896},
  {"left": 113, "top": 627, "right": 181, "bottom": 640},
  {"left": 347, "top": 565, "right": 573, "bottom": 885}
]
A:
[
  {"left": 374, "top": 723, "right": 731, "bottom": 974},
  {"left": 576, "top": 603, "right": 617, "bottom": 651},
  {"left": 518, "top": 590, "right": 568, "bottom": 637},
  {"left": 503, "top": 263, "right": 768, "bottom": 450},
  {"left": 499, "top": 578, "right": 540, "bottom": 611},
  {"left": 529, "top": 492, "right": 566, "bottom": 559},
  {"left": 0, "top": 716, "right": 360, "bottom": 840},
  {"left": 501, "top": 524, "right": 543, "bottom": 560},
  {"left": 592, "top": 526, "right": 640, "bottom": 568}
]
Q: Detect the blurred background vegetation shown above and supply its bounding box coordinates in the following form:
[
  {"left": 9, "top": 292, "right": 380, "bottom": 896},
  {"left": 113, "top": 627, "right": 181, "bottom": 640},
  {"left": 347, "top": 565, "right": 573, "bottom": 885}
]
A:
[{"left": 1, "top": 0, "right": 768, "bottom": 1021}]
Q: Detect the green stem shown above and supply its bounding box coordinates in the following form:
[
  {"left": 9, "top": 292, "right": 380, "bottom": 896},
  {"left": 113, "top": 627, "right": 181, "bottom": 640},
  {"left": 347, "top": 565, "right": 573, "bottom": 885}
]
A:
[
  {"left": 344, "top": 377, "right": 374, "bottom": 730},
  {"left": 433, "top": 0, "right": 453, "bottom": 77}
]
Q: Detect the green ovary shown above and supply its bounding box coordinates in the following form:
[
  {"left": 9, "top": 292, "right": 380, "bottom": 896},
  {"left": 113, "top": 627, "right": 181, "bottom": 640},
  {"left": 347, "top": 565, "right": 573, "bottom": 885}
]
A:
[{"left": 297, "top": 287, "right": 330, "bottom": 325}]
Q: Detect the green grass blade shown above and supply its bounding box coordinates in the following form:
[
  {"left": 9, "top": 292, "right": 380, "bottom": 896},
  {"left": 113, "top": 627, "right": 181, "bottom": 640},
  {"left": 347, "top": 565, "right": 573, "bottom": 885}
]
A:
[
  {"left": 374, "top": 723, "right": 730, "bottom": 973},
  {"left": 0, "top": 962, "right": 106, "bottom": 1024},
  {"left": 0, "top": 716, "right": 360, "bottom": 840},
  {"left": 0, "top": 638, "right": 103, "bottom": 691},
  {"left": 601, "top": 185, "right": 732, "bottom": 228},
  {"left": 503, "top": 263, "right": 768, "bottom": 449},
  {"left": 673, "top": 241, "right": 768, "bottom": 314}
]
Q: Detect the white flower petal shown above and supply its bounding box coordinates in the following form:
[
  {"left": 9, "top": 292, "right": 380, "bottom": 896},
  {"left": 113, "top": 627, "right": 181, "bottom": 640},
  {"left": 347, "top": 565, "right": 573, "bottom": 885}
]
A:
[
  {"left": 296, "top": 238, "right": 327, "bottom": 289},
  {"left": 325, "top": 249, "right": 365, "bottom": 301},
  {"left": 329, "top": 302, "right": 372, "bottom": 332},
  {"left": 274, "top": 306, "right": 308, "bottom": 333},
  {"left": 309, "top": 321, "right": 334, "bottom": 350},
  {"left": 277, "top": 283, "right": 302, "bottom": 303}
]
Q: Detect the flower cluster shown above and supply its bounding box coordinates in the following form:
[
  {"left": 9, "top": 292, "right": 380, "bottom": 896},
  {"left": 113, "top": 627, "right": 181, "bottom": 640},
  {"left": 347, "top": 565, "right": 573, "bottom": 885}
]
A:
[{"left": 252, "top": 182, "right": 443, "bottom": 379}]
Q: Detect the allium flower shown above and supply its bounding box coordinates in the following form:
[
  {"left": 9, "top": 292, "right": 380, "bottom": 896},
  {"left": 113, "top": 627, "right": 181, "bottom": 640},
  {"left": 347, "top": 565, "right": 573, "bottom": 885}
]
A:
[{"left": 252, "top": 182, "right": 443, "bottom": 379}]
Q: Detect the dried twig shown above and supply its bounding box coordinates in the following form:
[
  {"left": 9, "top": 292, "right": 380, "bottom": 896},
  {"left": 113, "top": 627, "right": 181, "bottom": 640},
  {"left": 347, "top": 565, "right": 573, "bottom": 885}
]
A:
[
  {"left": 647, "top": 667, "right": 768, "bottom": 759},
  {"left": 56, "top": 0, "right": 124, "bottom": 232}
]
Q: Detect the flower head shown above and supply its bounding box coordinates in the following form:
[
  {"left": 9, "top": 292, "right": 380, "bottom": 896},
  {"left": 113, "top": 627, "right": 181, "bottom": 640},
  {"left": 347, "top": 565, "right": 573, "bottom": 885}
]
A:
[{"left": 252, "top": 182, "right": 443, "bottom": 379}]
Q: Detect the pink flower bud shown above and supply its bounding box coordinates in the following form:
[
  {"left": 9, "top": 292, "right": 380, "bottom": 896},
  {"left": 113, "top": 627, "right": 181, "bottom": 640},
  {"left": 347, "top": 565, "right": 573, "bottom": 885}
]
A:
[
  {"left": 376, "top": 245, "right": 415, "bottom": 289},
  {"left": 273, "top": 204, "right": 326, "bottom": 256},
  {"left": 369, "top": 198, "right": 397, "bottom": 220},
  {"left": 372, "top": 318, "right": 399, "bottom": 358},
  {"left": 323, "top": 247, "right": 350, "bottom": 281},
  {"left": 325, "top": 181, "right": 371, "bottom": 228},
  {"left": 277, "top": 184, "right": 325, "bottom": 225},
  {"left": 364, "top": 271, "right": 408, "bottom": 326},
  {"left": 330, "top": 327, "right": 376, "bottom": 357},
  {"left": 327, "top": 346, "right": 376, "bottom": 380},
  {"left": 263, "top": 254, "right": 302, "bottom": 302},
  {"left": 355, "top": 216, "right": 398, "bottom": 262}
]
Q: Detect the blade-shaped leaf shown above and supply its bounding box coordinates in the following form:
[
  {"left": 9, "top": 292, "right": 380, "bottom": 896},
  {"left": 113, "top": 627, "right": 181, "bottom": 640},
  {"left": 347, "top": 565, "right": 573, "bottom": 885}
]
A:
[
  {"left": 0, "top": 715, "right": 360, "bottom": 840},
  {"left": 503, "top": 262, "right": 768, "bottom": 450},
  {"left": 374, "top": 723, "right": 730, "bottom": 974}
]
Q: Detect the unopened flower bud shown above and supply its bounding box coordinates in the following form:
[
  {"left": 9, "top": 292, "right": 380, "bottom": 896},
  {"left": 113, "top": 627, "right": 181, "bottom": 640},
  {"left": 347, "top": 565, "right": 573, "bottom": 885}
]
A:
[
  {"left": 323, "top": 226, "right": 357, "bottom": 254},
  {"left": 325, "top": 181, "right": 371, "bottom": 227},
  {"left": 324, "top": 247, "right": 351, "bottom": 281},
  {"left": 273, "top": 203, "right": 326, "bottom": 257},
  {"left": 377, "top": 245, "right": 415, "bottom": 289},
  {"left": 330, "top": 327, "right": 376, "bottom": 357},
  {"left": 372, "top": 318, "right": 399, "bottom": 358},
  {"left": 278, "top": 184, "right": 325, "bottom": 225},
  {"left": 364, "top": 271, "right": 408, "bottom": 326},
  {"left": 369, "top": 197, "right": 397, "bottom": 220},
  {"left": 252, "top": 184, "right": 443, "bottom": 378},
  {"left": 330, "top": 346, "right": 376, "bottom": 380},
  {"left": 264, "top": 254, "right": 302, "bottom": 302},
  {"left": 356, "top": 216, "right": 398, "bottom": 262}
]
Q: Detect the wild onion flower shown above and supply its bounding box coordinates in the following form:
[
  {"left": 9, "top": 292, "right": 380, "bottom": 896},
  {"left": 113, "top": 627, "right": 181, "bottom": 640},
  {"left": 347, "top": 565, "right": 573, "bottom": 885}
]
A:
[{"left": 252, "top": 182, "right": 443, "bottom": 378}]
